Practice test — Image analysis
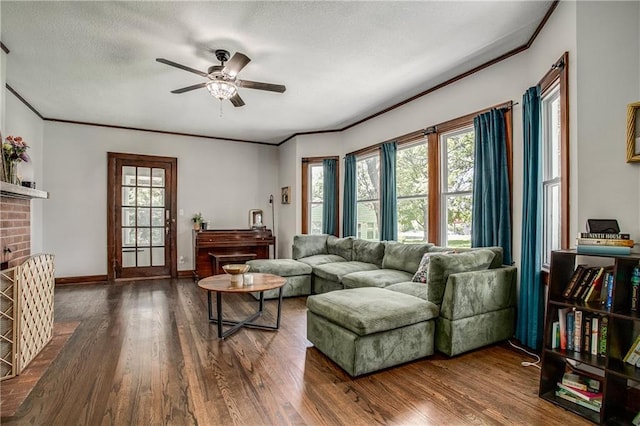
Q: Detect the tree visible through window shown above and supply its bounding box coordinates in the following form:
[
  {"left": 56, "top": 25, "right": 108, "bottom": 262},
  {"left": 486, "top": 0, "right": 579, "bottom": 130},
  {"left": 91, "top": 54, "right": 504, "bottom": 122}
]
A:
[
  {"left": 356, "top": 154, "right": 380, "bottom": 241},
  {"left": 441, "top": 127, "right": 474, "bottom": 248},
  {"left": 309, "top": 164, "right": 324, "bottom": 234},
  {"left": 397, "top": 141, "right": 428, "bottom": 243}
]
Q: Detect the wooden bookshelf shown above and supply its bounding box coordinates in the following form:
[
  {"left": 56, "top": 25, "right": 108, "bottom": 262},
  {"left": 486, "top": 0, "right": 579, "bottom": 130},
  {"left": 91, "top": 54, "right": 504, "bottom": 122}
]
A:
[{"left": 539, "top": 249, "right": 640, "bottom": 424}]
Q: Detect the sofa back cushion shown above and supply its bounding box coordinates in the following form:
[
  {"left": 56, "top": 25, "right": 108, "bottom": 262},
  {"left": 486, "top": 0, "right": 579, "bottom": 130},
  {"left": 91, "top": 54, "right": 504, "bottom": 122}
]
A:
[
  {"left": 429, "top": 245, "right": 504, "bottom": 269},
  {"left": 426, "top": 249, "right": 496, "bottom": 304},
  {"left": 292, "top": 234, "right": 329, "bottom": 260},
  {"left": 327, "top": 235, "right": 353, "bottom": 261},
  {"left": 382, "top": 242, "right": 433, "bottom": 274},
  {"left": 352, "top": 239, "right": 385, "bottom": 267}
]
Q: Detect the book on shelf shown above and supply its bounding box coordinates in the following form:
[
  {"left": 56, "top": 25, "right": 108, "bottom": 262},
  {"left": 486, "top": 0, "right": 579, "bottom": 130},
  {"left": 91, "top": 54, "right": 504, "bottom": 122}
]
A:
[
  {"left": 583, "top": 266, "right": 612, "bottom": 303},
  {"left": 567, "top": 311, "right": 575, "bottom": 351},
  {"left": 556, "top": 382, "right": 603, "bottom": 403},
  {"left": 590, "top": 316, "right": 599, "bottom": 356},
  {"left": 561, "top": 372, "right": 601, "bottom": 393},
  {"left": 623, "top": 334, "right": 640, "bottom": 366},
  {"left": 604, "top": 273, "right": 614, "bottom": 310},
  {"left": 599, "top": 317, "right": 608, "bottom": 357},
  {"left": 632, "top": 266, "right": 640, "bottom": 312},
  {"left": 562, "top": 264, "right": 588, "bottom": 299},
  {"left": 555, "top": 389, "right": 601, "bottom": 412},
  {"left": 633, "top": 409, "right": 640, "bottom": 426},
  {"left": 551, "top": 321, "right": 560, "bottom": 349},
  {"left": 579, "top": 232, "right": 630, "bottom": 240},
  {"left": 576, "top": 244, "right": 632, "bottom": 255},
  {"left": 583, "top": 315, "right": 591, "bottom": 354},
  {"left": 573, "top": 310, "right": 583, "bottom": 351},
  {"left": 558, "top": 307, "right": 570, "bottom": 350},
  {"left": 576, "top": 237, "right": 635, "bottom": 247}
]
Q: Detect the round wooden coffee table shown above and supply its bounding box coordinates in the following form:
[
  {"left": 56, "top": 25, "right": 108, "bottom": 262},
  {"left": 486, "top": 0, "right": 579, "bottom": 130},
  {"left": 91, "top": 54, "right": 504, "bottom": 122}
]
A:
[{"left": 198, "top": 273, "right": 286, "bottom": 339}]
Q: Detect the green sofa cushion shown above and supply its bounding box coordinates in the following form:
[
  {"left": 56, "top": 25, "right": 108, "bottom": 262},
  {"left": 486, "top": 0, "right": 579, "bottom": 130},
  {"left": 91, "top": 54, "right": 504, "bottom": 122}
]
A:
[
  {"left": 342, "top": 269, "right": 413, "bottom": 289},
  {"left": 429, "top": 246, "right": 504, "bottom": 269},
  {"left": 306, "top": 287, "right": 439, "bottom": 335},
  {"left": 247, "top": 259, "right": 312, "bottom": 277},
  {"left": 312, "top": 261, "right": 379, "bottom": 283},
  {"left": 352, "top": 239, "right": 385, "bottom": 267},
  {"left": 292, "top": 234, "right": 328, "bottom": 259},
  {"left": 297, "top": 254, "right": 347, "bottom": 267},
  {"left": 327, "top": 235, "right": 353, "bottom": 261},
  {"left": 386, "top": 281, "right": 429, "bottom": 300},
  {"left": 426, "top": 249, "right": 496, "bottom": 304},
  {"left": 381, "top": 242, "right": 433, "bottom": 274}
]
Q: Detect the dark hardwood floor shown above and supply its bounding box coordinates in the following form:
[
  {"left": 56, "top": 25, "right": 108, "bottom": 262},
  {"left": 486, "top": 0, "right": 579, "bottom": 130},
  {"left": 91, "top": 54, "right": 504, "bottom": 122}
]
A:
[{"left": 2, "top": 278, "right": 589, "bottom": 425}]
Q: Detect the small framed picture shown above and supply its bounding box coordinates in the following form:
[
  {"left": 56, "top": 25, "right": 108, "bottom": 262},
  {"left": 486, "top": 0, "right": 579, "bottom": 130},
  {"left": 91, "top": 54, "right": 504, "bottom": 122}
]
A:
[
  {"left": 281, "top": 186, "right": 290, "bottom": 204},
  {"left": 626, "top": 101, "right": 640, "bottom": 162}
]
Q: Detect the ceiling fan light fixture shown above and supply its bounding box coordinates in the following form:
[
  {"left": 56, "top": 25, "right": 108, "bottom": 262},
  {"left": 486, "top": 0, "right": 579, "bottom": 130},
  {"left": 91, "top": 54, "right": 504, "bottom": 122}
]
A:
[{"left": 206, "top": 80, "right": 237, "bottom": 100}]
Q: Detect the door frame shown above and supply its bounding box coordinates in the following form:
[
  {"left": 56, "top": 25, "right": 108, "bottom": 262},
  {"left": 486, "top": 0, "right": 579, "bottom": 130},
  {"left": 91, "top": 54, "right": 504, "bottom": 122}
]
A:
[{"left": 107, "top": 152, "right": 178, "bottom": 280}]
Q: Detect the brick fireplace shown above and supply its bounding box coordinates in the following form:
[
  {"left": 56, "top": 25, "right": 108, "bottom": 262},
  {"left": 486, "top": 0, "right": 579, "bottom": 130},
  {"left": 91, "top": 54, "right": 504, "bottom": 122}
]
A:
[{"left": 0, "top": 182, "right": 48, "bottom": 270}]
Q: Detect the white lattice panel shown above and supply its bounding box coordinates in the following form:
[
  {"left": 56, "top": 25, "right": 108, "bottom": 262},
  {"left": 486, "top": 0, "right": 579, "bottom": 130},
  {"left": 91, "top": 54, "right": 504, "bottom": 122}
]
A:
[
  {"left": 17, "top": 254, "right": 55, "bottom": 373},
  {"left": 0, "top": 266, "right": 18, "bottom": 380}
]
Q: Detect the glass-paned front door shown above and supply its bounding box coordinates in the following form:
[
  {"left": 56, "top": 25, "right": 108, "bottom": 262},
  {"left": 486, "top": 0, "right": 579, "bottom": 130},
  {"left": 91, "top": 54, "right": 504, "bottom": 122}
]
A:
[{"left": 108, "top": 153, "right": 177, "bottom": 280}]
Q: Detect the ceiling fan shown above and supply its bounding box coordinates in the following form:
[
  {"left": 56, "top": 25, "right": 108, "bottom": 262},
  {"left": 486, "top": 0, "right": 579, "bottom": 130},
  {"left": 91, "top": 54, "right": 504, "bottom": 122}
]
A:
[{"left": 156, "top": 49, "right": 286, "bottom": 107}]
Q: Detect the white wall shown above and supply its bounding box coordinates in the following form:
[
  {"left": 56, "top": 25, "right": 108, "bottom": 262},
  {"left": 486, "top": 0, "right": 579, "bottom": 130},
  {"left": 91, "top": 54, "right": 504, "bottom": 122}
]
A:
[
  {"left": 277, "top": 137, "right": 298, "bottom": 259},
  {"left": 42, "top": 122, "right": 279, "bottom": 277},
  {"left": 576, "top": 1, "right": 640, "bottom": 239},
  {"left": 5, "top": 92, "right": 45, "bottom": 254}
]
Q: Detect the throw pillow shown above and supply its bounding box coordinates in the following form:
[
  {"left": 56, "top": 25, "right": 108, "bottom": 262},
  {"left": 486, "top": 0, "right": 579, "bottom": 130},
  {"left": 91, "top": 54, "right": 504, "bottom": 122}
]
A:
[{"left": 412, "top": 251, "right": 455, "bottom": 283}]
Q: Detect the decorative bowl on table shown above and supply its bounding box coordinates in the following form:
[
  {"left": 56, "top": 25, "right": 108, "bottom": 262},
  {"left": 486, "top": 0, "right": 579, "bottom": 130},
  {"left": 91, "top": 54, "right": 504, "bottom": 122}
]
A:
[{"left": 222, "top": 264, "right": 250, "bottom": 286}]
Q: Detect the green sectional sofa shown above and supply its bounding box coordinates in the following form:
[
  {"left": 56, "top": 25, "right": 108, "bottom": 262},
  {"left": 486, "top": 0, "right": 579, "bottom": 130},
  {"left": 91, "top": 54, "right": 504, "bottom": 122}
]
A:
[{"left": 247, "top": 234, "right": 517, "bottom": 375}]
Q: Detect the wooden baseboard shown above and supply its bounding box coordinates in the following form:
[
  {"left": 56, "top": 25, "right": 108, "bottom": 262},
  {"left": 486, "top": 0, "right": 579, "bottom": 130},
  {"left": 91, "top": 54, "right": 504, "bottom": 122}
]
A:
[
  {"left": 55, "top": 275, "right": 108, "bottom": 286},
  {"left": 178, "top": 270, "right": 195, "bottom": 279},
  {"left": 56, "top": 271, "right": 194, "bottom": 286}
]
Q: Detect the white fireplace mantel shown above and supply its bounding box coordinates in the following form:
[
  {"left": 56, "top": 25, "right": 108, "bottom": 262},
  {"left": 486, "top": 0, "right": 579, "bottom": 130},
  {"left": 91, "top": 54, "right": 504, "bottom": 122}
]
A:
[{"left": 0, "top": 181, "right": 48, "bottom": 200}]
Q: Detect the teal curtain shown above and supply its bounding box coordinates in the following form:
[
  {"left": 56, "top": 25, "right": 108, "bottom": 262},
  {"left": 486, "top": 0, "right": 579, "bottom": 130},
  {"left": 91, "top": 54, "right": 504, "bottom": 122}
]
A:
[
  {"left": 322, "top": 158, "right": 337, "bottom": 235},
  {"left": 517, "top": 86, "right": 543, "bottom": 350},
  {"left": 380, "top": 142, "right": 398, "bottom": 241},
  {"left": 471, "top": 108, "right": 512, "bottom": 265},
  {"left": 342, "top": 154, "right": 357, "bottom": 237}
]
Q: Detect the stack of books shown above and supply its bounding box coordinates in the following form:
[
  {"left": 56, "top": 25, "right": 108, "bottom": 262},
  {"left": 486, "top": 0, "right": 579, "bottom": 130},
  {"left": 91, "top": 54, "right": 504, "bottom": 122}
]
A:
[
  {"left": 561, "top": 264, "right": 614, "bottom": 307},
  {"left": 576, "top": 232, "right": 634, "bottom": 255},
  {"left": 555, "top": 372, "right": 602, "bottom": 412},
  {"left": 552, "top": 307, "right": 607, "bottom": 355}
]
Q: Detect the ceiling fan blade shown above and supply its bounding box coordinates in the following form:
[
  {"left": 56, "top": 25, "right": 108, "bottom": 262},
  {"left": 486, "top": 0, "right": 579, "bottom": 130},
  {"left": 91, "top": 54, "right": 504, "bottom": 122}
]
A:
[
  {"left": 156, "top": 58, "right": 208, "bottom": 78},
  {"left": 229, "top": 93, "right": 245, "bottom": 107},
  {"left": 222, "top": 53, "right": 251, "bottom": 77},
  {"left": 170, "top": 82, "right": 207, "bottom": 94},
  {"left": 237, "top": 80, "right": 286, "bottom": 93}
]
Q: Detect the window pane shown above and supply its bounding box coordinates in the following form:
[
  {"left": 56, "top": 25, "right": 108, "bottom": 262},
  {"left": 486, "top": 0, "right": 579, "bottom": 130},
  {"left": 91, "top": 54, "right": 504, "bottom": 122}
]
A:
[
  {"left": 152, "top": 247, "right": 165, "bottom": 267},
  {"left": 122, "top": 249, "right": 136, "bottom": 267},
  {"left": 151, "top": 168, "right": 165, "bottom": 187},
  {"left": 310, "top": 204, "right": 323, "bottom": 234},
  {"left": 357, "top": 156, "right": 379, "bottom": 200},
  {"left": 397, "top": 142, "right": 427, "bottom": 197},
  {"left": 122, "top": 166, "right": 136, "bottom": 186},
  {"left": 543, "top": 182, "right": 561, "bottom": 266},
  {"left": 122, "top": 207, "right": 136, "bottom": 227},
  {"left": 310, "top": 165, "right": 324, "bottom": 202},
  {"left": 137, "top": 208, "right": 150, "bottom": 227},
  {"left": 137, "top": 188, "right": 151, "bottom": 206},
  {"left": 122, "top": 187, "right": 136, "bottom": 206},
  {"left": 137, "top": 228, "right": 150, "bottom": 246},
  {"left": 444, "top": 129, "right": 474, "bottom": 192},
  {"left": 137, "top": 247, "right": 150, "bottom": 267},
  {"left": 151, "top": 208, "right": 164, "bottom": 227},
  {"left": 397, "top": 198, "right": 428, "bottom": 243},
  {"left": 151, "top": 188, "right": 164, "bottom": 207},
  {"left": 543, "top": 88, "right": 561, "bottom": 180},
  {"left": 137, "top": 167, "right": 151, "bottom": 187},
  {"left": 444, "top": 194, "right": 472, "bottom": 248},
  {"left": 122, "top": 228, "right": 136, "bottom": 247},
  {"left": 356, "top": 201, "right": 379, "bottom": 241}
]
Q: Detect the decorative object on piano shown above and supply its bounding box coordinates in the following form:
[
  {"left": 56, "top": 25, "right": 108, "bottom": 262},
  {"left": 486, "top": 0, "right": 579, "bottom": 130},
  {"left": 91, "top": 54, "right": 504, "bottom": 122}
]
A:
[
  {"left": 249, "top": 209, "right": 265, "bottom": 229},
  {"left": 281, "top": 186, "right": 290, "bottom": 204},
  {"left": 191, "top": 212, "right": 203, "bottom": 231},
  {"left": 1, "top": 134, "right": 30, "bottom": 185},
  {"left": 222, "top": 264, "right": 250, "bottom": 286}
]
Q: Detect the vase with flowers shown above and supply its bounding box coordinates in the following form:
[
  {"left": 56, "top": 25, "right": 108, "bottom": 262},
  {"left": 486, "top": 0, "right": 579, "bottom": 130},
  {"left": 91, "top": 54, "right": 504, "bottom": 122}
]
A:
[{"left": 1, "top": 134, "right": 30, "bottom": 185}]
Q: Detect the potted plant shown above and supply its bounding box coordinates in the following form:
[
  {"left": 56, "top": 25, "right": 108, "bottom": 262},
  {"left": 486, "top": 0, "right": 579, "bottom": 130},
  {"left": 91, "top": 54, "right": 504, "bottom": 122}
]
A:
[{"left": 191, "top": 212, "right": 203, "bottom": 231}]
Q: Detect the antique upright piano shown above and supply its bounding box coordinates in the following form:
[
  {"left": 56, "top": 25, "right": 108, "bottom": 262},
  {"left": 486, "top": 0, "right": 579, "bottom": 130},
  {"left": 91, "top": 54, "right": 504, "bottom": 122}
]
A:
[{"left": 192, "top": 229, "right": 276, "bottom": 280}]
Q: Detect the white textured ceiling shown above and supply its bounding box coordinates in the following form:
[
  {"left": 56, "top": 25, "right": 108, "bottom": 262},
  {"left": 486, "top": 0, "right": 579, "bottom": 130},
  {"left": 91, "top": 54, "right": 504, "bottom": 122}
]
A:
[{"left": 1, "top": 1, "right": 553, "bottom": 144}]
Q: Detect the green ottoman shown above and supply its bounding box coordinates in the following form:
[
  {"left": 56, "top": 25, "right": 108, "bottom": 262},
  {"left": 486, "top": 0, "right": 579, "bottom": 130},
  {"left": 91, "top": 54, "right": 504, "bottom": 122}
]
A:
[
  {"left": 247, "top": 259, "right": 312, "bottom": 299},
  {"left": 306, "top": 287, "right": 439, "bottom": 376}
]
